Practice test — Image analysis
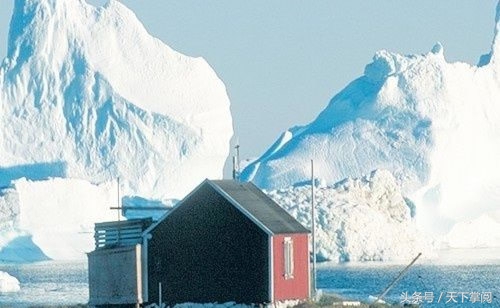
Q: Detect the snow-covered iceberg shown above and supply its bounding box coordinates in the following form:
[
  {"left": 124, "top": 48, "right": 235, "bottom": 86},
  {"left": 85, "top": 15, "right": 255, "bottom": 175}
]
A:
[
  {"left": 444, "top": 211, "right": 500, "bottom": 249},
  {"left": 243, "top": 3, "right": 500, "bottom": 246},
  {"left": 0, "top": 0, "right": 233, "bottom": 201},
  {"left": 0, "top": 0, "right": 233, "bottom": 261},
  {"left": 266, "top": 170, "right": 432, "bottom": 262},
  {"left": 0, "top": 178, "right": 118, "bottom": 261},
  {"left": 0, "top": 271, "right": 20, "bottom": 293}
]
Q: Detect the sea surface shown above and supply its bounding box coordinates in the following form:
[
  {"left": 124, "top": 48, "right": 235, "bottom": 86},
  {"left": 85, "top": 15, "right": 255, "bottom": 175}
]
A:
[
  {"left": 0, "top": 249, "right": 498, "bottom": 307},
  {"left": 318, "top": 248, "right": 500, "bottom": 307}
]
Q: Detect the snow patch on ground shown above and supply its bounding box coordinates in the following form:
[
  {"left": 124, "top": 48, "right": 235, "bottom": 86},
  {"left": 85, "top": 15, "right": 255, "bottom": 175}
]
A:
[
  {"left": 266, "top": 170, "right": 434, "bottom": 262},
  {"left": 172, "top": 300, "right": 300, "bottom": 308},
  {"left": 173, "top": 303, "right": 249, "bottom": 308}
]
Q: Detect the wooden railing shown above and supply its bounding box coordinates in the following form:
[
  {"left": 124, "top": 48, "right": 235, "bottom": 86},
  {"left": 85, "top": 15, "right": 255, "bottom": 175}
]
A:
[{"left": 94, "top": 218, "right": 153, "bottom": 249}]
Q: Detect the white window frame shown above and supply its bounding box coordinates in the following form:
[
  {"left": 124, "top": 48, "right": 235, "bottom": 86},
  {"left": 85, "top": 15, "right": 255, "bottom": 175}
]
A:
[{"left": 284, "top": 237, "right": 294, "bottom": 279}]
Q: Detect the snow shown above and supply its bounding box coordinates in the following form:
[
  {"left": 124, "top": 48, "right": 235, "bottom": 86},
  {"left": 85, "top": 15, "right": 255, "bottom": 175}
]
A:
[
  {"left": 242, "top": 2, "right": 500, "bottom": 248},
  {"left": 0, "top": 0, "right": 233, "bottom": 201},
  {"left": 173, "top": 303, "right": 249, "bottom": 308},
  {"left": 444, "top": 211, "right": 500, "bottom": 249},
  {"left": 0, "top": 177, "right": 177, "bottom": 261},
  {"left": 172, "top": 300, "right": 300, "bottom": 308},
  {"left": 0, "top": 271, "right": 20, "bottom": 293},
  {"left": 0, "top": 0, "right": 497, "bottom": 263},
  {"left": 0, "top": 178, "right": 117, "bottom": 261},
  {"left": 121, "top": 196, "right": 174, "bottom": 221},
  {"left": 266, "top": 170, "right": 433, "bottom": 262},
  {"left": 0, "top": 0, "right": 232, "bottom": 261}
]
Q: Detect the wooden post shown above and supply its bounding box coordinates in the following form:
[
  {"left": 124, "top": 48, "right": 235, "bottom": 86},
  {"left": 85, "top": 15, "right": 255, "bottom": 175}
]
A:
[
  {"left": 374, "top": 252, "right": 423, "bottom": 304},
  {"left": 159, "top": 282, "right": 162, "bottom": 307}
]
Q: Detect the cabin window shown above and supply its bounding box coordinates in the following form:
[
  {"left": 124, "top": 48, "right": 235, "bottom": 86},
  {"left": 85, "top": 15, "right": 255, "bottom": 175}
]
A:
[{"left": 284, "top": 237, "right": 294, "bottom": 279}]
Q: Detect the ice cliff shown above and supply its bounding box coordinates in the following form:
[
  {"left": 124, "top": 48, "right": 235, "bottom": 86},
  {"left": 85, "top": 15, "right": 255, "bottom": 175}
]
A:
[
  {"left": 0, "top": 0, "right": 232, "bottom": 261},
  {"left": 0, "top": 0, "right": 233, "bottom": 200}
]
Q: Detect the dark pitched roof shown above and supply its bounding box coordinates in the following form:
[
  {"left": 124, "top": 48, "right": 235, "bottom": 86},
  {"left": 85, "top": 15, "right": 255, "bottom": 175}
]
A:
[
  {"left": 144, "top": 179, "right": 310, "bottom": 236},
  {"left": 209, "top": 180, "right": 309, "bottom": 235}
]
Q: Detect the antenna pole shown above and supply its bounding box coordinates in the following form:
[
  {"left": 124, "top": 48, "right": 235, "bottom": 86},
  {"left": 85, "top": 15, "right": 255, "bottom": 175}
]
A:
[
  {"left": 235, "top": 143, "right": 240, "bottom": 181},
  {"left": 311, "top": 159, "right": 316, "bottom": 298},
  {"left": 232, "top": 156, "right": 237, "bottom": 180},
  {"left": 117, "top": 177, "right": 121, "bottom": 221}
]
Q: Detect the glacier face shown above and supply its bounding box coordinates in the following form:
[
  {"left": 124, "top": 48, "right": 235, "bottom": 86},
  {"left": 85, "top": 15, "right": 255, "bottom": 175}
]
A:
[
  {"left": 242, "top": 4, "right": 500, "bottom": 241},
  {"left": 0, "top": 0, "right": 233, "bottom": 201}
]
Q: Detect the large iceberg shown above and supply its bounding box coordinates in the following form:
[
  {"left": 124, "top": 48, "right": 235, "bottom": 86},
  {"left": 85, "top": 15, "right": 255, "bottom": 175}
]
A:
[
  {"left": 266, "top": 170, "right": 432, "bottom": 262},
  {"left": 0, "top": 0, "right": 233, "bottom": 201},
  {"left": 0, "top": 0, "right": 232, "bottom": 261},
  {"left": 242, "top": 3, "right": 500, "bottom": 245}
]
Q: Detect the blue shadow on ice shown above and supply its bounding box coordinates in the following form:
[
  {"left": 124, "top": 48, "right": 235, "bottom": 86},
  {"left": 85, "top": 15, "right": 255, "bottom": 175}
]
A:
[
  {"left": 0, "top": 235, "right": 50, "bottom": 263},
  {"left": 0, "top": 161, "right": 67, "bottom": 187}
]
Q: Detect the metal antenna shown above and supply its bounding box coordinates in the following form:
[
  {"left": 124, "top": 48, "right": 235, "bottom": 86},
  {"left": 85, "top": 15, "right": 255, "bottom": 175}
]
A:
[
  {"left": 232, "top": 156, "right": 237, "bottom": 180},
  {"left": 117, "top": 177, "right": 121, "bottom": 221},
  {"left": 235, "top": 141, "right": 240, "bottom": 181},
  {"left": 311, "top": 159, "right": 317, "bottom": 298}
]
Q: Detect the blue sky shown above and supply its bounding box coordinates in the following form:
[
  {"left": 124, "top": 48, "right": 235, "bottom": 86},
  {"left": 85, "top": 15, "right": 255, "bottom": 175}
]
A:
[{"left": 0, "top": 1, "right": 497, "bottom": 159}]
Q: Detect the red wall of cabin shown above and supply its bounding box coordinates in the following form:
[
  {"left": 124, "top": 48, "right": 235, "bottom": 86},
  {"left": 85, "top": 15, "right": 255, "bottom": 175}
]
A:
[{"left": 272, "top": 234, "right": 309, "bottom": 302}]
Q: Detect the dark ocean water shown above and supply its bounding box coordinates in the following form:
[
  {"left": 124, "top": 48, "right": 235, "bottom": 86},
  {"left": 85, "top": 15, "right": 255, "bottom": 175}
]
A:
[
  {"left": 318, "top": 263, "right": 500, "bottom": 307},
  {"left": 318, "top": 248, "right": 500, "bottom": 307},
  {"left": 0, "top": 249, "right": 498, "bottom": 307},
  {"left": 0, "top": 261, "right": 88, "bottom": 306}
]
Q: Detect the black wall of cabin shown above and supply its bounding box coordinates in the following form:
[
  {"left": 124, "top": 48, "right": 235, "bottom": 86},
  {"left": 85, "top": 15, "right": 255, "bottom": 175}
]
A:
[{"left": 147, "top": 183, "right": 269, "bottom": 305}]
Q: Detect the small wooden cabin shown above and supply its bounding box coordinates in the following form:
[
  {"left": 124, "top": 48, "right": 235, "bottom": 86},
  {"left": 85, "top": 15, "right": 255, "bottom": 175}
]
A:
[
  {"left": 88, "top": 179, "right": 310, "bottom": 307},
  {"left": 88, "top": 219, "right": 153, "bottom": 307}
]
